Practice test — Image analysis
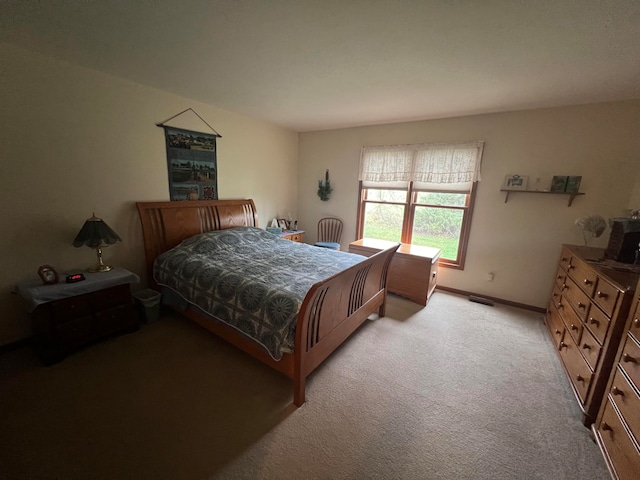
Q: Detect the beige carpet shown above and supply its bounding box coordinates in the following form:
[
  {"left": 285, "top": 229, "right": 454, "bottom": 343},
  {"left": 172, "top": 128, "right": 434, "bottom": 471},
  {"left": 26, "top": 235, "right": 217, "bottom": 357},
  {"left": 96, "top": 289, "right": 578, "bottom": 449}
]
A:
[{"left": 0, "top": 292, "right": 610, "bottom": 479}]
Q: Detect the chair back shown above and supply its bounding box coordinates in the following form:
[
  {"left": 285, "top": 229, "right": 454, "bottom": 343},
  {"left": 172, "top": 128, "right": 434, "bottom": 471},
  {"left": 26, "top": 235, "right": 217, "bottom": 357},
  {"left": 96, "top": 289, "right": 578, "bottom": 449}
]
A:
[{"left": 317, "top": 217, "right": 343, "bottom": 244}]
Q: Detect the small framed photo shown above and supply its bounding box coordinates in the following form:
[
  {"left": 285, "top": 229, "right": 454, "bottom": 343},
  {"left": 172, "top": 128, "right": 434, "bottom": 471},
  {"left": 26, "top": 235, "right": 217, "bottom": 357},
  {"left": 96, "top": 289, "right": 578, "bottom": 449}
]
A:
[
  {"left": 565, "top": 175, "right": 582, "bottom": 193},
  {"left": 550, "top": 176, "right": 568, "bottom": 192},
  {"left": 38, "top": 265, "right": 59, "bottom": 285},
  {"left": 502, "top": 174, "right": 528, "bottom": 191},
  {"left": 277, "top": 218, "right": 289, "bottom": 230}
]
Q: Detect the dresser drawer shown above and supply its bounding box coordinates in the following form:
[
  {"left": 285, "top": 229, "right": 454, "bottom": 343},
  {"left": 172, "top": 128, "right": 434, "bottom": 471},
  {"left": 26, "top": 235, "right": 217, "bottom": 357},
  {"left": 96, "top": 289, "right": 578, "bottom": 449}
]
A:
[
  {"left": 545, "top": 305, "right": 565, "bottom": 349},
  {"left": 555, "top": 268, "right": 568, "bottom": 290},
  {"left": 91, "top": 284, "right": 130, "bottom": 310},
  {"left": 629, "top": 314, "right": 640, "bottom": 344},
  {"left": 620, "top": 334, "right": 640, "bottom": 392},
  {"left": 559, "top": 295, "right": 583, "bottom": 345},
  {"left": 597, "top": 401, "right": 640, "bottom": 480},
  {"left": 558, "top": 249, "right": 572, "bottom": 273},
  {"left": 608, "top": 367, "right": 640, "bottom": 444},
  {"left": 567, "top": 257, "right": 597, "bottom": 297},
  {"left": 593, "top": 277, "right": 621, "bottom": 318},
  {"left": 50, "top": 295, "right": 93, "bottom": 323},
  {"left": 562, "top": 277, "right": 590, "bottom": 321},
  {"left": 559, "top": 333, "right": 593, "bottom": 403},
  {"left": 55, "top": 315, "right": 96, "bottom": 349},
  {"left": 585, "top": 303, "right": 611, "bottom": 345},
  {"left": 580, "top": 326, "right": 602, "bottom": 371}
]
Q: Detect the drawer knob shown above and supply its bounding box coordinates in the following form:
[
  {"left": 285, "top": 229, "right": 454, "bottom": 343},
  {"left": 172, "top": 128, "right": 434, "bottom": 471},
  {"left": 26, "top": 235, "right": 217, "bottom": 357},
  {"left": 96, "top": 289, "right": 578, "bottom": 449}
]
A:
[
  {"left": 557, "top": 303, "right": 563, "bottom": 309},
  {"left": 622, "top": 353, "right": 638, "bottom": 364},
  {"left": 633, "top": 318, "right": 640, "bottom": 329},
  {"left": 612, "top": 386, "right": 624, "bottom": 397},
  {"left": 570, "top": 324, "right": 579, "bottom": 331},
  {"left": 589, "top": 318, "right": 599, "bottom": 326},
  {"left": 559, "top": 342, "right": 567, "bottom": 350},
  {"left": 576, "top": 374, "right": 585, "bottom": 382},
  {"left": 582, "top": 343, "right": 591, "bottom": 350},
  {"left": 557, "top": 275, "right": 563, "bottom": 280},
  {"left": 554, "top": 329, "right": 561, "bottom": 335},
  {"left": 601, "top": 422, "right": 612, "bottom": 432},
  {"left": 577, "top": 302, "right": 586, "bottom": 309},
  {"left": 562, "top": 257, "right": 568, "bottom": 262},
  {"left": 562, "top": 283, "right": 568, "bottom": 290},
  {"left": 596, "top": 291, "right": 608, "bottom": 299},
  {"left": 568, "top": 265, "right": 574, "bottom": 270},
  {"left": 583, "top": 279, "right": 592, "bottom": 285}
]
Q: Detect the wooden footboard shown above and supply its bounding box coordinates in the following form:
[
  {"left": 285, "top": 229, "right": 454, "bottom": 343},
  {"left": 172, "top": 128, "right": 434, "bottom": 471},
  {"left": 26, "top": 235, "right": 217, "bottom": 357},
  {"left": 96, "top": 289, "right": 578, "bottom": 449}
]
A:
[
  {"left": 136, "top": 199, "right": 398, "bottom": 406},
  {"left": 293, "top": 243, "right": 399, "bottom": 405}
]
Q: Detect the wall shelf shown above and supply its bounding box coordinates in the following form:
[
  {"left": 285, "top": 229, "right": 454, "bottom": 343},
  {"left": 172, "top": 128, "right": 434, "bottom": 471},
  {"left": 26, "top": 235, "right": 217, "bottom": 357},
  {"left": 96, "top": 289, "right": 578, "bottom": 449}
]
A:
[{"left": 500, "top": 189, "right": 585, "bottom": 207}]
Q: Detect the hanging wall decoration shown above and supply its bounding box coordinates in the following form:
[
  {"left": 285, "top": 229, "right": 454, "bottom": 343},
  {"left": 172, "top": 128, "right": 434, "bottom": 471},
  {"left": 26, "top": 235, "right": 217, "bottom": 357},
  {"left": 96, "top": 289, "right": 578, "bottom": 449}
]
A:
[
  {"left": 317, "top": 169, "right": 333, "bottom": 201},
  {"left": 156, "top": 108, "right": 222, "bottom": 201}
]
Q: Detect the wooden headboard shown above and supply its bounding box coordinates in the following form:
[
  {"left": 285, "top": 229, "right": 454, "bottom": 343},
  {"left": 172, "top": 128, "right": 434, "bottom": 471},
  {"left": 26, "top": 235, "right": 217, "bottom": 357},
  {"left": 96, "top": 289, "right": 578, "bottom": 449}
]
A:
[{"left": 136, "top": 199, "right": 258, "bottom": 283}]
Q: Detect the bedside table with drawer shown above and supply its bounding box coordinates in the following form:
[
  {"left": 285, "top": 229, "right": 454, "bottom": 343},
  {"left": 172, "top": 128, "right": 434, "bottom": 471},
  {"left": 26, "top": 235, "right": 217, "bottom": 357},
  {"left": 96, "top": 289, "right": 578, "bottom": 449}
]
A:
[
  {"left": 280, "top": 230, "right": 304, "bottom": 242},
  {"left": 16, "top": 267, "right": 140, "bottom": 365}
]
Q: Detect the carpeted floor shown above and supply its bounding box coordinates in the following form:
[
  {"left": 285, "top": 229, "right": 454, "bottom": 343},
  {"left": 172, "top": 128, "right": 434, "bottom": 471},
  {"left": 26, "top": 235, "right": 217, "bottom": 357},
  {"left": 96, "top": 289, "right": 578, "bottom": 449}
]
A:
[{"left": 0, "top": 291, "right": 610, "bottom": 479}]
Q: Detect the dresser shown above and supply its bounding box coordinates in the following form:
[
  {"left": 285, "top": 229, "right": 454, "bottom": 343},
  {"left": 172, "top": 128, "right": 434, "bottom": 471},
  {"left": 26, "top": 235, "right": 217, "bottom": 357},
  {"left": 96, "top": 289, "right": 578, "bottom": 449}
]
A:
[
  {"left": 544, "top": 245, "right": 639, "bottom": 426},
  {"left": 16, "top": 267, "right": 140, "bottom": 365},
  {"left": 348, "top": 238, "right": 440, "bottom": 306},
  {"left": 592, "top": 298, "right": 640, "bottom": 479}
]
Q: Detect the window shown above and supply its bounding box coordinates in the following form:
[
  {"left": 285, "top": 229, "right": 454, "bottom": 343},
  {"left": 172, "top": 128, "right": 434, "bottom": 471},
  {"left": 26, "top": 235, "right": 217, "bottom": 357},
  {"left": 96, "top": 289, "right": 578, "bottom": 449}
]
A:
[{"left": 357, "top": 142, "right": 483, "bottom": 269}]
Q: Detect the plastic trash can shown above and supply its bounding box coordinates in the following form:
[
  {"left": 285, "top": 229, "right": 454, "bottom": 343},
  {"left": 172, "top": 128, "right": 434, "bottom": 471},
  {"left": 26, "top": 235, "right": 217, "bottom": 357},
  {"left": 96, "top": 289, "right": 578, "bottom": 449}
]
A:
[{"left": 133, "top": 289, "right": 162, "bottom": 323}]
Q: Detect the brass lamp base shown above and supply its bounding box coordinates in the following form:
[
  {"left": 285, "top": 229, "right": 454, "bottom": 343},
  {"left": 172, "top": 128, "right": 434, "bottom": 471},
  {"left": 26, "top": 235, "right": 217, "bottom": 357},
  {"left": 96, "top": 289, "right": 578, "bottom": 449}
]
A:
[{"left": 89, "top": 247, "right": 113, "bottom": 273}]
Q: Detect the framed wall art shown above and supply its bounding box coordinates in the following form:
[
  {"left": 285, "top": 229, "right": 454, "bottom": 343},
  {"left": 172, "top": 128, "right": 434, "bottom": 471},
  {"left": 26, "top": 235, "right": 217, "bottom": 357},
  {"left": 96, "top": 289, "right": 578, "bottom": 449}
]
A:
[
  {"left": 565, "top": 176, "right": 582, "bottom": 193},
  {"left": 163, "top": 126, "right": 218, "bottom": 201},
  {"left": 502, "top": 174, "right": 528, "bottom": 191}
]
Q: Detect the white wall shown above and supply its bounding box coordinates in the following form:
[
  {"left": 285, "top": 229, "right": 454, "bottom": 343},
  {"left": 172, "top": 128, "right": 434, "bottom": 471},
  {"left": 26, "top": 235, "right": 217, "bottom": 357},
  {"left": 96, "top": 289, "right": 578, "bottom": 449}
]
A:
[
  {"left": 0, "top": 42, "right": 299, "bottom": 346},
  {"left": 298, "top": 101, "right": 640, "bottom": 308}
]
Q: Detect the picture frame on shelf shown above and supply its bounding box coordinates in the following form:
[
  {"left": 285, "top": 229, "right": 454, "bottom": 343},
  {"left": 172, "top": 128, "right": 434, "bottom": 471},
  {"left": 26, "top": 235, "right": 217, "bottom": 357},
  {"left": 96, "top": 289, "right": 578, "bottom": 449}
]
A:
[
  {"left": 565, "top": 176, "right": 582, "bottom": 193},
  {"left": 550, "top": 176, "right": 568, "bottom": 192},
  {"left": 502, "top": 174, "right": 528, "bottom": 191}
]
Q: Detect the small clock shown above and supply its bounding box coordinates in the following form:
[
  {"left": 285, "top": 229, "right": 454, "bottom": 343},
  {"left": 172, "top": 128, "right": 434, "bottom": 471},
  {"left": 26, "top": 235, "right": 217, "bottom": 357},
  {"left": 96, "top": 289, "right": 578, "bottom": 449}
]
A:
[{"left": 38, "top": 265, "right": 59, "bottom": 285}]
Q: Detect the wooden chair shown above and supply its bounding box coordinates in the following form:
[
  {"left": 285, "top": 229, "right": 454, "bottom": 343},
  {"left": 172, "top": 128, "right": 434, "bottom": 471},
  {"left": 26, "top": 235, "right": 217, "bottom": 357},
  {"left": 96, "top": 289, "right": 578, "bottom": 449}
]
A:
[{"left": 315, "top": 217, "right": 343, "bottom": 250}]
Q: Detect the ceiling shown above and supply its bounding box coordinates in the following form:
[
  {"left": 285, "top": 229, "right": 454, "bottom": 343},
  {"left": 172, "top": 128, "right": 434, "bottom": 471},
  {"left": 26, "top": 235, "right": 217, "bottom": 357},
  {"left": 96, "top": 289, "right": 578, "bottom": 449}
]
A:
[{"left": 3, "top": 0, "right": 640, "bottom": 132}]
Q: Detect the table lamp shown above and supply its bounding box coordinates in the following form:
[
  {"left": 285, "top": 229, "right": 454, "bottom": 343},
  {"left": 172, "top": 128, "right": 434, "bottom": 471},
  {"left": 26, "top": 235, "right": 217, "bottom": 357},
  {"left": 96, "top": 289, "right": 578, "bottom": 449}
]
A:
[{"left": 73, "top": 213, "right": 122, "bottom": 272}]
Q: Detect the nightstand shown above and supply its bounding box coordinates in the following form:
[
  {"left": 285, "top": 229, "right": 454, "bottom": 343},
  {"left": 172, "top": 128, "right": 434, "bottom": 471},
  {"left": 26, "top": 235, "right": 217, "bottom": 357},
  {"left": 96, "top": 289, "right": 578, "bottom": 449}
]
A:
[
  {"left": 16, "top": 267, "right": 140, "bottom": 365},
  {"left": 280, "top": 230, "right": 305, "bottom": 242}
]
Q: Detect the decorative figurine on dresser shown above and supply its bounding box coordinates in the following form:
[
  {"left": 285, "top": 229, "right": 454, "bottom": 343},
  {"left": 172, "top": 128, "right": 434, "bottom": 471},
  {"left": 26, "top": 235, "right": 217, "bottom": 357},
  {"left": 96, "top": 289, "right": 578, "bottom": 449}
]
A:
[{"left": 544, "top": 244, "right": 640, "bottom": 427}]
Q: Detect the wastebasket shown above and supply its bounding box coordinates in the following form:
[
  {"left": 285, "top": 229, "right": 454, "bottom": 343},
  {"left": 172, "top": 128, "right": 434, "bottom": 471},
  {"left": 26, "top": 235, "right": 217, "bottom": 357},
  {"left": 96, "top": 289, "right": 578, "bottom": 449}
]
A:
[{"left": 133, "top": 289, "right": 162, "bottom": 323}]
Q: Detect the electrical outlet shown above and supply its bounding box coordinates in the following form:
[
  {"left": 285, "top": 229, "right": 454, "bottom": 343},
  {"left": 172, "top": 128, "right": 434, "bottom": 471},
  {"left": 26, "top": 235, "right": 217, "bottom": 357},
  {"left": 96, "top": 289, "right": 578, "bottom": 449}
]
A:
[{"left": 485, "top": 272, "right": 494, "bottom": 282}]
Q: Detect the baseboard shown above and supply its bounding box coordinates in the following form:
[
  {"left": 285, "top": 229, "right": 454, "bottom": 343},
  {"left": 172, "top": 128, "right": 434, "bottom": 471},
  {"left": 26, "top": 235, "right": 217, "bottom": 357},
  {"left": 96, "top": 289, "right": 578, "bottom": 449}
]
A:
[
  {"left": 435, "top": 285, "right": 546, "bottom": 313},
  {"left": 0, "top": 336, "right": 32, "bottom": 356}
]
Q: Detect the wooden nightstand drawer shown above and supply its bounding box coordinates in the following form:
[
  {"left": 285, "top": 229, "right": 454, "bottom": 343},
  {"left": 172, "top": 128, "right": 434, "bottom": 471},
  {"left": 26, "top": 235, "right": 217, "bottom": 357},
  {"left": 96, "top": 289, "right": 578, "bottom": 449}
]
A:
[
  {"left": 597, "top": 401, "right": 640, "bottom": 480},
  {"left": 51, "top": 295, "right": 93, "bottom": 322},
  {"left": 91, "top": 284, "right": 130, "bottom": 310},
  {"left": 55, "top": 315, "right": 96, "bottom": 349}
]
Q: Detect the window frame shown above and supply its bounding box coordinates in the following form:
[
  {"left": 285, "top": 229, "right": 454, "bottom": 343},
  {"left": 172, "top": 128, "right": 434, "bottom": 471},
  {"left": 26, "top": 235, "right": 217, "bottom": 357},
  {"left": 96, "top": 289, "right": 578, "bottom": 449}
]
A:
[{"left": 356, "top": 181, "right": 477, "bottom": 269}]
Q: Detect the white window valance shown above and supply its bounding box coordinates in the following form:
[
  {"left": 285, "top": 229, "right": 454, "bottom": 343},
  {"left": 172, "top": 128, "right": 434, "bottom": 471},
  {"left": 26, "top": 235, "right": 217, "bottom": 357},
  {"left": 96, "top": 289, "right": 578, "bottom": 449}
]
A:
[{"left": 360, "top": 141, "right": 484, "bottom": 192}]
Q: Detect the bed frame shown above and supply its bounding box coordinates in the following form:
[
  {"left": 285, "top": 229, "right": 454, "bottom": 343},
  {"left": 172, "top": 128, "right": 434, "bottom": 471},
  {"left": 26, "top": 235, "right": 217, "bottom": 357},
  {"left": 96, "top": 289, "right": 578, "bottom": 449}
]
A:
[{"left": 136, "top": 199, "right": 399, "bottom": 406}]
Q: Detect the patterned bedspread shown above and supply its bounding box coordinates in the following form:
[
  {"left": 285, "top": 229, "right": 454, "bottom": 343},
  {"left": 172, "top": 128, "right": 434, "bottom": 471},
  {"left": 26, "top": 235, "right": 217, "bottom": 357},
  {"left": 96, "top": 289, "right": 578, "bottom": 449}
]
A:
[{"left": 153, "top": 227, "right": 365, "bottom": 360}]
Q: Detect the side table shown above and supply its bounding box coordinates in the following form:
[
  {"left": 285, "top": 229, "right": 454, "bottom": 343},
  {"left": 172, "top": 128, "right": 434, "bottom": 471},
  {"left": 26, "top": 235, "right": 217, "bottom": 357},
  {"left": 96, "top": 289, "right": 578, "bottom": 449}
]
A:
[
  {"left": 280, "top": 230, "right": 305, "bottom": 242},
  {"left": 16, "top": 267, "right": 140, "bottom": 365}
]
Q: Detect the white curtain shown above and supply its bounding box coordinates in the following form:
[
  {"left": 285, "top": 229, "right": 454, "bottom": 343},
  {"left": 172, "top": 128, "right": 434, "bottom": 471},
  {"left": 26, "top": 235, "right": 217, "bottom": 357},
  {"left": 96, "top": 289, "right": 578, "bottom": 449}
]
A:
[{"left": 360, "top": 141, "right": 484, "bottom": 192}]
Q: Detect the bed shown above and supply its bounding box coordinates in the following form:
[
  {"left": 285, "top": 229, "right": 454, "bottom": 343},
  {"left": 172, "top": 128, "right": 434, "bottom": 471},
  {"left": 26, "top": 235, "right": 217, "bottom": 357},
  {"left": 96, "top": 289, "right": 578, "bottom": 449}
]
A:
[{"left": 136, "top": 199, "right": 399, "bottom": 406}]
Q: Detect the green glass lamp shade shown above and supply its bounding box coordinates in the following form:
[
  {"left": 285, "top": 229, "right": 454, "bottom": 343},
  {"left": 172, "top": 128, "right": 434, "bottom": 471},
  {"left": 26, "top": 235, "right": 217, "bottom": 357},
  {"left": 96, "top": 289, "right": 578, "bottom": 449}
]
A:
[
  {"left": 73, "top": 214, "right": 121, "bottom": 272},
  {"left": 73, "top": 214, "right": 121, "bottom": 248}
]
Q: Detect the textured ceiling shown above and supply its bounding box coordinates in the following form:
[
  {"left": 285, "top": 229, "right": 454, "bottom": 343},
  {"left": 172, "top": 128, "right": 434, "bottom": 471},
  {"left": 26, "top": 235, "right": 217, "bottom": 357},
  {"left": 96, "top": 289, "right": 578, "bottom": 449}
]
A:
[{"left": 3, "top": 0, "right": 640, "bottom": 132}]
